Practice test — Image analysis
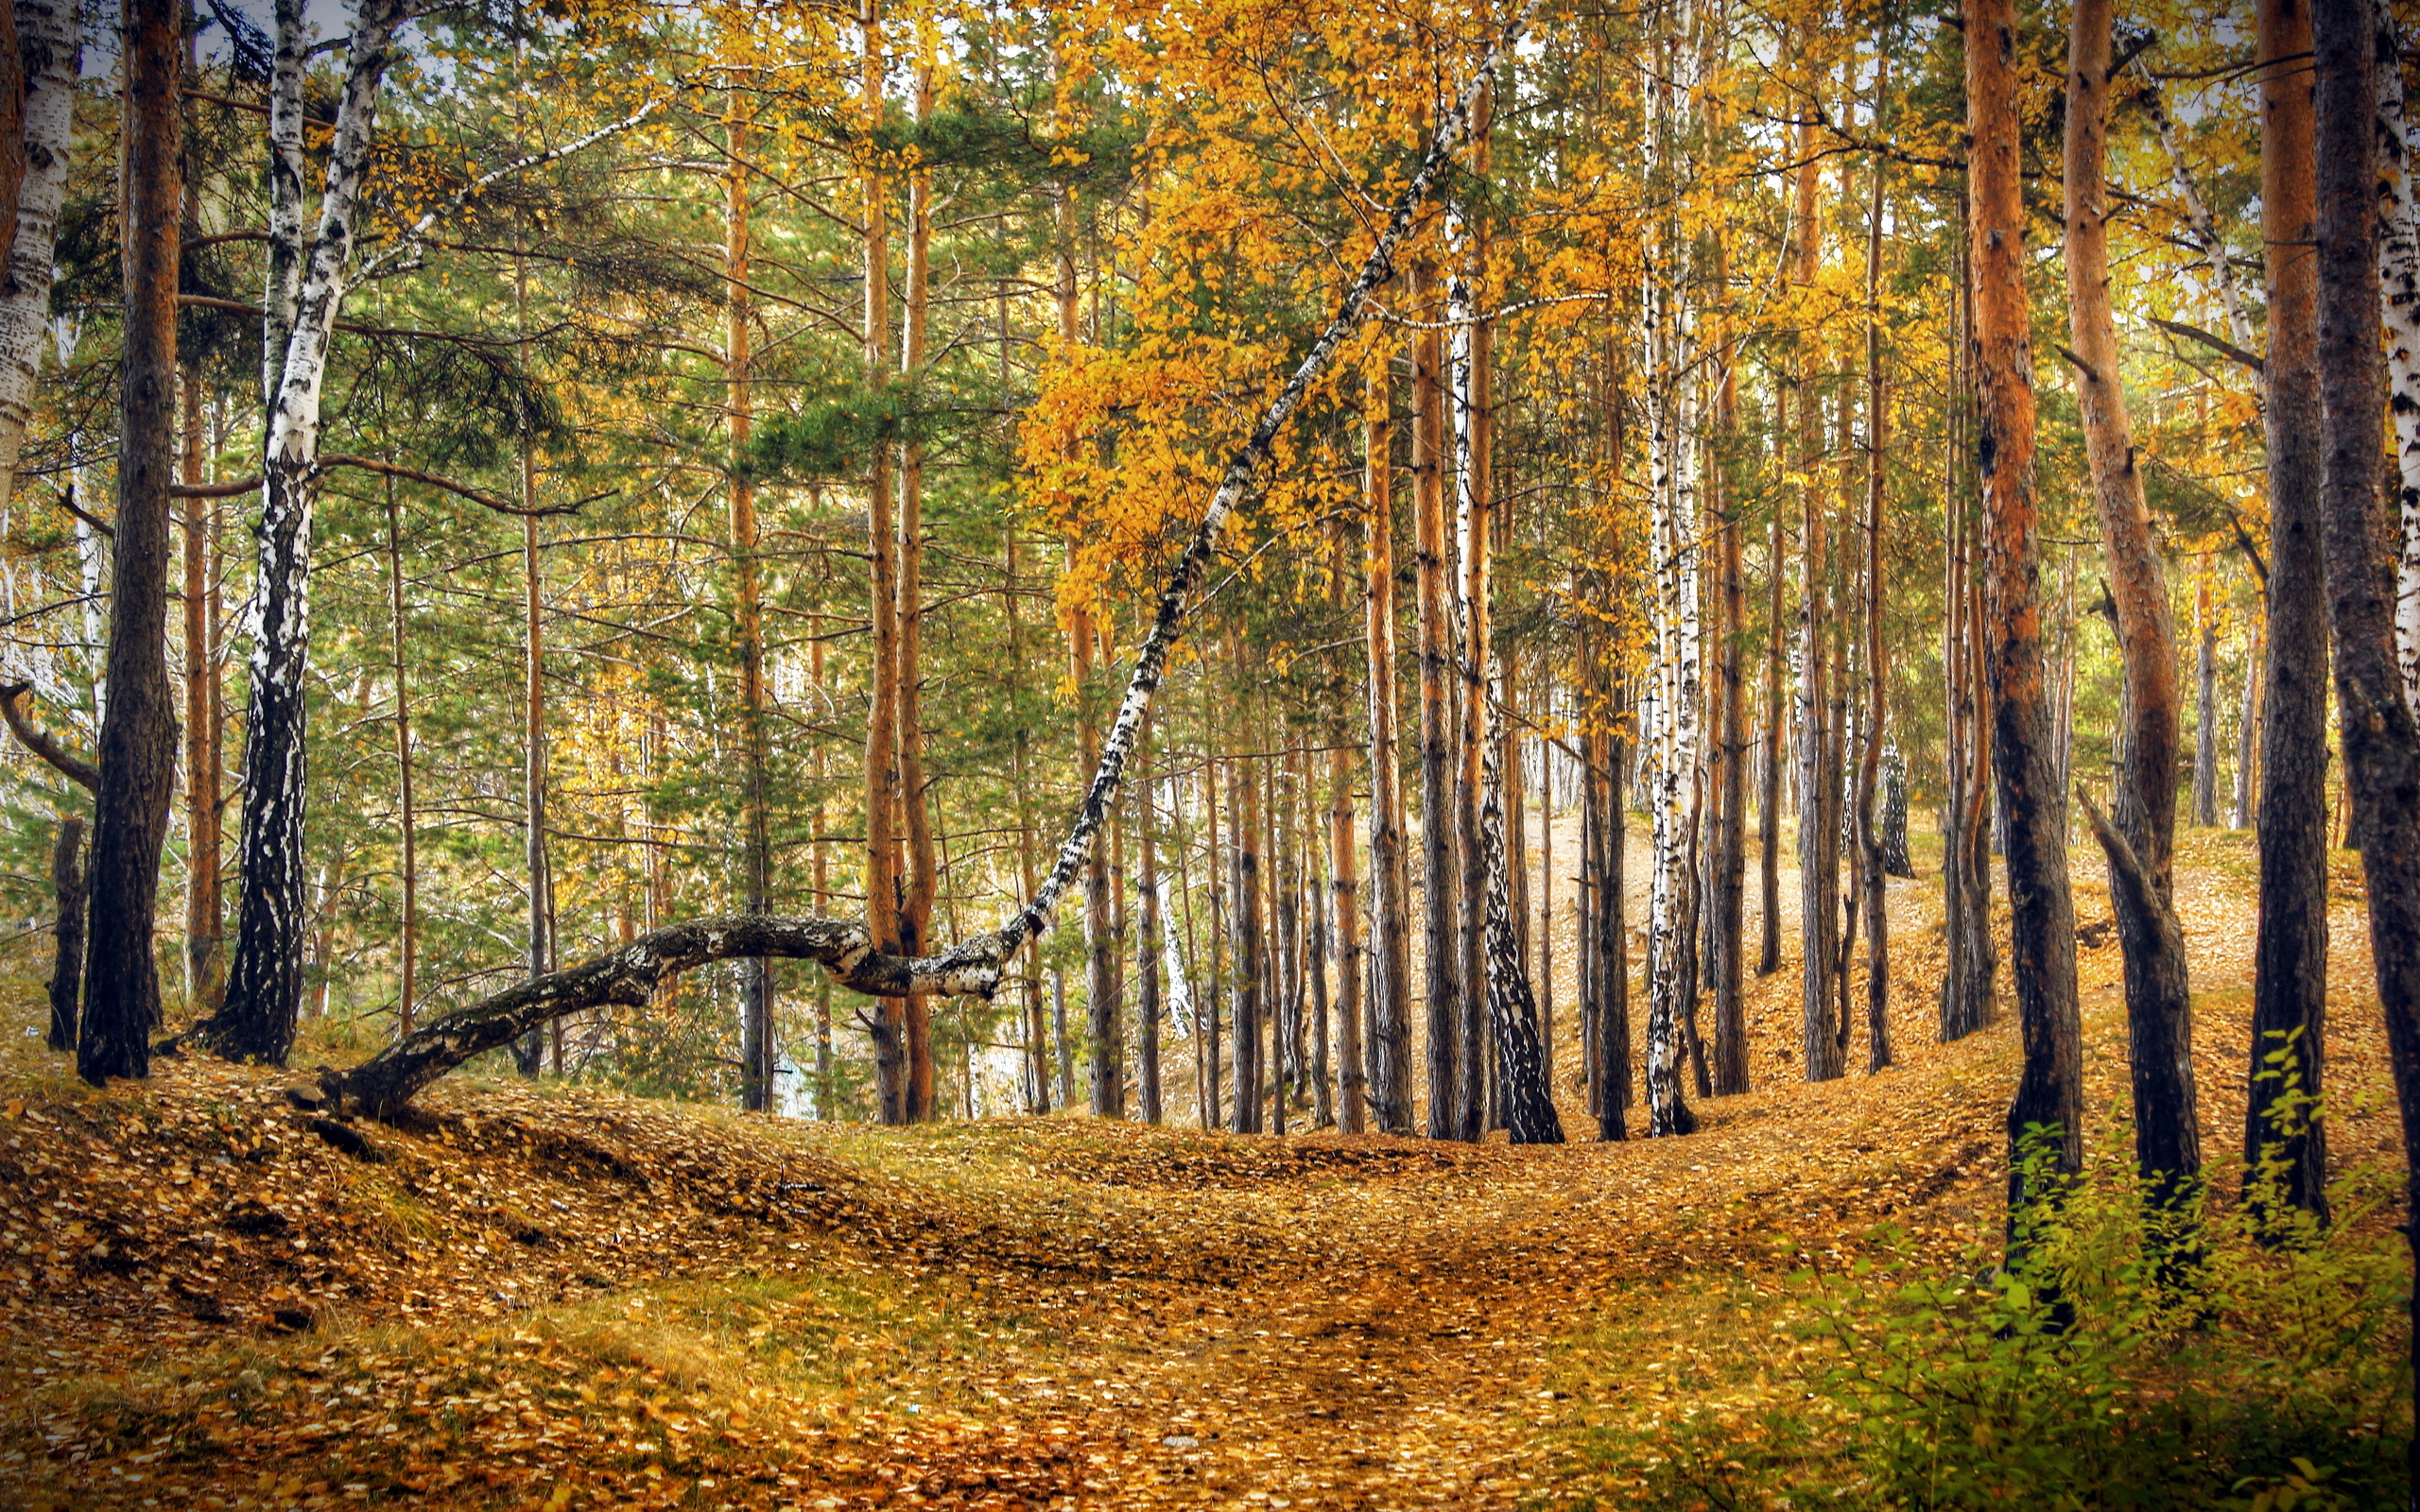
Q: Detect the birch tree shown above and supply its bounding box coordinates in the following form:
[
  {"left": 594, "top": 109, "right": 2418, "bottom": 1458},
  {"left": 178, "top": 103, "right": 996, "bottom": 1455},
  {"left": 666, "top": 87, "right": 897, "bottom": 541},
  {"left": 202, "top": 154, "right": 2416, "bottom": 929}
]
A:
[
  {"left": 192, "top": 0, "right": 413, "bottom": 1065},
  {"left": 0, "top": 0, "right": 78, "bottom": 515}
]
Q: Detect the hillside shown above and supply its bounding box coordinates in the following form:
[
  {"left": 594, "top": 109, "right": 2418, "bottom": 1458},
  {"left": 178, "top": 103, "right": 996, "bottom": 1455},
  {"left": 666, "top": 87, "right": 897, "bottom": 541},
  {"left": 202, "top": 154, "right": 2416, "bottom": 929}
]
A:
[{"left": 0, "top": 833, "right": 2404, "bottom": 1510}]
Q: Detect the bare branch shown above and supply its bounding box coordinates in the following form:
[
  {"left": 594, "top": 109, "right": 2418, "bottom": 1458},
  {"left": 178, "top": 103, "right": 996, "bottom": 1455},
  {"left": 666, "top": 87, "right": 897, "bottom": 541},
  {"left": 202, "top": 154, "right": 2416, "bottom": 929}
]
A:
[{"left": 0, "top": 682, "right": 98, "bottom": 791}]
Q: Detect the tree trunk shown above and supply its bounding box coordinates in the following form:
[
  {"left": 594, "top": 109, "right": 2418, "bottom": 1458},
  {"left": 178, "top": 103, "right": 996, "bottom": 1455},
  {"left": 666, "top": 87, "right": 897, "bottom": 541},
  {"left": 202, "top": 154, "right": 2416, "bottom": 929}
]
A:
[
  {"left": 181, "top": 371, "right": 223, "bottom": 1014},
  {"left": 2248, "top": 0, "right": 2333, "bottom": 1228},
  {"left": 2373, "top": 0, "right": 2420, "bottom": 712},
  {"left": 1203, "top": 744, "right": 1226, "bottom": 1130},
  {"left": 2233, "top": 622, "right": 2261, "bottom": 831},
  {"left": 898, "top": 57, "right": 940, "bottom": 1121},
  {"left": 1758, "top": 474, "right": 1786, "bottom": 976},
  {"left": 729, "top": 102, "right": 778, "bottom": 1114},
  {"left": 384, "top": 479, "right": 415, "bottom": 1039},
  {"left": 2194, "top": 578, "right": 2221, "bottom": 827},
  {"left": 79, "top": 0, "right": 182, "bottom": 1085},
  {"left": 1451, "top": 111, "right": 1494, "bottom": 1142},
  {"left": 860, "top": 0, "right": 908, "bottom": 1124},
  {"left": 1273, "top": 744, "right": 1301, "bottom": 1134},
  {"left": 0, "top": 0, "right": 78, "bottom": 514},
  {"left": 1231, "top": 683, "right": 1265, "bottom": 1134},
  {"left": 1481, "top": 694, "right": 1564, "bottom": 1143},
  {"left": 1136, "top": 710, "right": 1163, "bottom": 1125},
  {"left": 812, "top": 634, "right": 835, "bottom": 1118},
  {"left": 1711, "top": 277, "right": 1749, "bottom": 1096},
  {"left": 2311, "top": 3, "right": 2420, "bottom": 1474},
  {"left": 1599, "top": 678, "right": 1633, "bottom": 1141},
  {"left": 1307, "top": 793, "right": 1333, "bottom": 1130},
  {"left": 212, "top": 0, "right": 409, "bottom": 1066},
  {"left": 1857, "top": 117, "right": 1893, "bottom": 1076},
  {"left": 47, "top": 816, "right": 83, "bottom": 1052},
  {"left": 1412, "top": 258, "right": 1461, "bottom": 1141},
  {"left": 1363, "top": 367, "right": 1410, "bottom": 1132},
  {"left": 1006, "top": 525, "right": 1048, "bottom": 1114},
  {"left": 1330, "top": 726, "right": 1365, "bottom": 1133},
  {"left": 1791, "top": 117, "right": 1842, "bottom": 1085},
  {"left": 1539, "top": 726, "right": 1555, "bottom": 1087},
  {"left": 510, "top": 192, "right": 554, "bottom": 1080},
  {"left": 1969, "top": 0, "right": 2086, "bottom": 1220}
]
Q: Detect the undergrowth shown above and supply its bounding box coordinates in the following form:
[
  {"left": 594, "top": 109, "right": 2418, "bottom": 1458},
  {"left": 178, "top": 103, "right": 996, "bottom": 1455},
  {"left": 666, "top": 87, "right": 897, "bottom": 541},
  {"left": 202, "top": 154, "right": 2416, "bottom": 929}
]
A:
[{"left": 1559, "top": 1094, "right": 2410, "bottom": 1511}]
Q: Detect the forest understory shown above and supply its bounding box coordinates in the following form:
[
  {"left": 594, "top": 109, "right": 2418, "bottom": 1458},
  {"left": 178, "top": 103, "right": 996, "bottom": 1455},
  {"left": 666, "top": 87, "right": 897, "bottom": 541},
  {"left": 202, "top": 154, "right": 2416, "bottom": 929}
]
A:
[{"left": 0, "top": 816, "right": 2402, "bottom": 1512}]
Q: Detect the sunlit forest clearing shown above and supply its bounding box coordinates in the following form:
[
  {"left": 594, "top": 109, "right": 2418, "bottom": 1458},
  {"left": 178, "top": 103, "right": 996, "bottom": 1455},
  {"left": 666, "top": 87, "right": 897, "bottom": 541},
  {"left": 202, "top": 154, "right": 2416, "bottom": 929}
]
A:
[{"left": 2, "top": 0, "right": 2418, "bottom": 1504}]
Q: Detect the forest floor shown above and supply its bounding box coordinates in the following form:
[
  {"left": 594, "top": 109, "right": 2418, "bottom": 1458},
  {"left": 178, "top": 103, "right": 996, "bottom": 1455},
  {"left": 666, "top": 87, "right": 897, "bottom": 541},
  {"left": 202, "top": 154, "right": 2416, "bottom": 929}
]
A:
[{"left": 0, "top": 825, "right": 2403, "bottom": 1511}]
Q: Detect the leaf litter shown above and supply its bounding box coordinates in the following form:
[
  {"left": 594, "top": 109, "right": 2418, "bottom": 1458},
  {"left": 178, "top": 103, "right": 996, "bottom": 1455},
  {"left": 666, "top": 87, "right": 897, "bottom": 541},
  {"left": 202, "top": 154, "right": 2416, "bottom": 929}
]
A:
[{"left": 0, "top": 828, "right": 2401, "bottom": 1510}]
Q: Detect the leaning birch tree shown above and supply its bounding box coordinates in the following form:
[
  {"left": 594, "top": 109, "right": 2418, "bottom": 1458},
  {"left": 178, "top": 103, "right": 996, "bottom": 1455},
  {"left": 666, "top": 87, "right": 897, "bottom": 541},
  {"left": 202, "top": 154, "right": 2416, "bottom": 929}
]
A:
[{"left": 321, "top": 0, "right": 1545, "bottom": 1121}]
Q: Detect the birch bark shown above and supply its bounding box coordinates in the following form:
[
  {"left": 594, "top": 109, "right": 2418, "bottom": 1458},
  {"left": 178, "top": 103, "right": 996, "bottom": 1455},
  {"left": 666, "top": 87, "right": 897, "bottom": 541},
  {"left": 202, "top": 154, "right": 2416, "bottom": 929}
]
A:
[
  {"left": 204, "top": 0, "right": 408, "bottom": 1066},
  {"left": 0, "top": 0, "right": 78, "bottom": 514}
]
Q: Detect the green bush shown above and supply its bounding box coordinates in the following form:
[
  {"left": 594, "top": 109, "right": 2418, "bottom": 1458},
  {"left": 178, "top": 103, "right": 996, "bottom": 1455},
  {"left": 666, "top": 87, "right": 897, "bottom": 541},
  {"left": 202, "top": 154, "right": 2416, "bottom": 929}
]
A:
[{"left": 1565, "top": 1112, "right": 2409, "bottom": 1510}]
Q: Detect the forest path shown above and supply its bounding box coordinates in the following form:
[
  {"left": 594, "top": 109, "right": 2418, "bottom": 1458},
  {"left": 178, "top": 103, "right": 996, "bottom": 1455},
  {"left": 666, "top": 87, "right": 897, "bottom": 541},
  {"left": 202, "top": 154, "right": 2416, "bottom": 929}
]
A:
[{"left": 0, "top": 827, "right": 2404, "bottom": 1511}]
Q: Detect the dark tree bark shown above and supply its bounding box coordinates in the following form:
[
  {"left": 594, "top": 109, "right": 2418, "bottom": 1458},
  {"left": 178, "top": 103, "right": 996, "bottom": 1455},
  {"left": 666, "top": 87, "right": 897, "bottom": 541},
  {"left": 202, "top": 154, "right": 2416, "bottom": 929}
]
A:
[
  {"left": 1412, "top": 257, "right": 1461, "bottom": 1142},
  {"left": 2310, "top": 5, "right": 2420, "bottom": 1480},
  {"left": 1711, "top": 303, "right": 1750, "bottom": 1096},
  {"left": 1231, "top": 673, "right": 1265, "bottom": 1135},
  {"left": 1968, "top": 0, "right": 2086, "bottom": 1219},
  {"left": 1595, "top": 663, "right": 1633, "bottom": 1141},
  {"left": 79, "top": 0, "right": 182, "bottom": 1085},
  {"left": 1363, "top": 367, "right": 1411, "bottom": 1133},
  {"left": 2066, "top": 0, "right": 2202, "bottom": 1207},
  {"left": 1481, "top": 711, "right": 1564, "bottom": 1143},
  {"left": 2194, "top": 580, "right": 2221, "bottom": 828},
  {"left": 1758, "top": 489, "right": 1786, "bottom": 977},
  {"left": 2248, "top": 0, "right": 2332, "bottom": 1228},
  {"left": 1856, "top": 114, "right": 1893, "bottom": 1075},
  {"left": 47, "top": 817, "right": 84, "bottom": 1053},
  {"left": 323, "top": 915, "right": 998, "bottom": 1119}
]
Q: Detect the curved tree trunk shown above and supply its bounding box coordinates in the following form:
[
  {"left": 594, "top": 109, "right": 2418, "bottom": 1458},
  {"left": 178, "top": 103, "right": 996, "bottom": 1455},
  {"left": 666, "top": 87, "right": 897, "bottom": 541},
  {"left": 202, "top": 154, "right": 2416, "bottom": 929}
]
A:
[
  {"left": 2068, "top": 0, "right": 2202, "bottom": 1210},
  {"left": 320, "top": 9, "right": 1533, "bottom": 1119}
]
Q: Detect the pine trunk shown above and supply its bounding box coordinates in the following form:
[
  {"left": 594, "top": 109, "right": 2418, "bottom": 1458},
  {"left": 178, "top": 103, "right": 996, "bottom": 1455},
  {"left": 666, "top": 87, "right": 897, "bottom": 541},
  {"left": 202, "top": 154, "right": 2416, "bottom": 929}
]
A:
[
  {"left": 1969, "top": 0, "right": 2086, "bottom": 1217},
  {"left": 182, "top": 372, "right": 223, "bottom": 1013},
  {"left": 2194, "top": 579, "right": 2221, "bottom": 828},
  {"left": 79, "top": 0, "right": 182, "bottom": 1085},
  {"left": 899, "top": 61, "right": 940, "bottom": 1120},
  {"left": 2248, "top": 0, "right": 2333, "bottom": 1226},
  {"left": 1857, "top": 123, "right": 1893, "bottom": 1075},
  {"left": 729, "top": 104, "right": 777, "bottom": 1114},
  {"left": 2311, "top": 3, "right": 2420, "bottom": 1469}
]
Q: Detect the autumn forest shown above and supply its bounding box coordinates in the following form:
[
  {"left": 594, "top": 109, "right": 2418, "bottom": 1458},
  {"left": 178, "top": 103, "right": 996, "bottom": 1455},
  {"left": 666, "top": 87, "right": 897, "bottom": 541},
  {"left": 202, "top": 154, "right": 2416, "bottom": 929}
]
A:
[{"left": 0, "top": 0, "right": 2415, "bottom": 1505}]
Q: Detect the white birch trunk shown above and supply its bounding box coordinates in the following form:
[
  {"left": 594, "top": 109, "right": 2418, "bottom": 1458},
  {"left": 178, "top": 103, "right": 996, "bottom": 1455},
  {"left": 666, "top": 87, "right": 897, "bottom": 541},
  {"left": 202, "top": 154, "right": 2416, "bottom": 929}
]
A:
[
  {"left": 2374, "top": 0, "right": 2420, "bottom": 710},
  {"left": 211, "top": 0, "right": 411, "bottom": 1059},
  {"left": 0, "top": 0, "right": 79, "bottom": 511}
]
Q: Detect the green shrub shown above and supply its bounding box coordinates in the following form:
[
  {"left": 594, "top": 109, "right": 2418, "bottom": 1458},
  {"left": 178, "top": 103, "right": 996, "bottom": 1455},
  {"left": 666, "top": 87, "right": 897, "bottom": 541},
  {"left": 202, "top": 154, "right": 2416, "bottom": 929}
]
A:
[{"left": 1564, "top": 1115, "right": 2409, "bottom": 1511}]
